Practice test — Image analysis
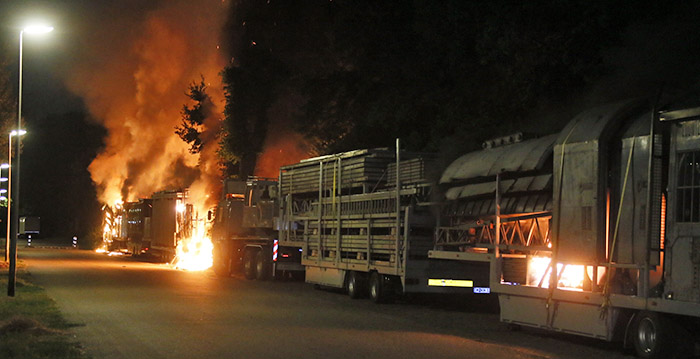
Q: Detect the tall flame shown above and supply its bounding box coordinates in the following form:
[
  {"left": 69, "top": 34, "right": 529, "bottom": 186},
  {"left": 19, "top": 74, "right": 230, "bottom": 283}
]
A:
[
  {"left": 63, "top": 1, "right": 227, "bottom": 206},
  {"left": 62, "top": 1, "right": 228, "bottom": 268},
  {"left": 172, "top": 212, "right": 214, "bottom": 271}
]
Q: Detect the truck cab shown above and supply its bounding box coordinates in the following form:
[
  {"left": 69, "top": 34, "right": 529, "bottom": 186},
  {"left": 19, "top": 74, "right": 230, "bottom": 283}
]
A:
[{"left": 212, "top": 178, "right": 303, "bottom": 279}]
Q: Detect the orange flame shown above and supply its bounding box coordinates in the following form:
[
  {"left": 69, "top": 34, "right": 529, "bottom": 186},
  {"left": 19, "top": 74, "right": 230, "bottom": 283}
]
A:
[
  {"left": 64, "top": 1, "right": 227, "bottom": 205},
  {"left": 527, "top": 256, "right": 607, "bottom": 290},
  {"left": 527, "top": 256, "right": 585, "bottom": 290},
  {"left": 63, "top": 1, "right": 228, "bottom": 267},
  {"left": 172, "top": 213, "right": 214, "bottom": 271}
]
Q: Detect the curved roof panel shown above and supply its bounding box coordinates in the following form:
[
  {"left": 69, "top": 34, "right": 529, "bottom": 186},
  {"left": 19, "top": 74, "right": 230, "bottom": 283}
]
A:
[
  {"left": 555, "top": 99, "right": 647, "bottom": 145},
  {"left": 440, "top": 134, "right": 557, "bottom": 184}
]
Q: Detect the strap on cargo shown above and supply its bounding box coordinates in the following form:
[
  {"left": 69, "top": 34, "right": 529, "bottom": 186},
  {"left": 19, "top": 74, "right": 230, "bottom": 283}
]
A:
[{"left": 601, "top": 139, "right": 635, "bottom": 319}]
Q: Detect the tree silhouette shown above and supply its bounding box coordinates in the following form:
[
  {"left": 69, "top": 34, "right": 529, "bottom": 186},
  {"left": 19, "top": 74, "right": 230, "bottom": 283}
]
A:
[{"left": 175, "top": 78, "right": 212, "bottom": 154}]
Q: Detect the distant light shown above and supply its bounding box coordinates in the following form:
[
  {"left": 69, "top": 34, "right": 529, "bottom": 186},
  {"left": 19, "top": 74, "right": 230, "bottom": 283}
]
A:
[
  {"left": 0, "top": 196, "right": 6, "bottom": 201},
  {"left": 0, "top": 178, "right": 7, "bottom": 182},
  {"left": 23, "top": 25, "right": 54, "bottom": 34},
  {"left": 0, "top": 189, "right": 6, "bottom": 194},
  {"left": 0, "top": 163, "right": 8, "bottom": 169},
  {"left": 10, "top": 129, "right": 26, "bottom": 137}
]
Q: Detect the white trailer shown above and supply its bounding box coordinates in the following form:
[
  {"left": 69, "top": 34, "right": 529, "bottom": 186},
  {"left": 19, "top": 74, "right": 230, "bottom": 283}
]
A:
[{"left": 435, "top": 99, "right": 700, "bottom": 358}]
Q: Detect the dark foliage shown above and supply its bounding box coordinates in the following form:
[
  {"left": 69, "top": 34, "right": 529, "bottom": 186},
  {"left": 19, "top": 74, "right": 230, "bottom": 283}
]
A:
[
  {"left": 220, "top": 0, "right": 700, "bottom": 168},
  {"left": 175, "top": 78, "right": 211, "bottom": 154}
]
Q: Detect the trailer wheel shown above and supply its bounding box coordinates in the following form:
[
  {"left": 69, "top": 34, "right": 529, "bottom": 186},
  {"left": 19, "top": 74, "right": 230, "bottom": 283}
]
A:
[
  {"left": 243, "top": 250, "right": 256, "bottom": 280},
  {"left": 632, "top": 311, "right": 670, "bottom": 359},
  {"left": 346, "top": 271, "right": 365, "bottom": 299},
  {"left": 255, "top": 250, "right": 270, "bottom": 281},
  {"left": 369, "top": 272, "right": 391, "bottom": 304}
]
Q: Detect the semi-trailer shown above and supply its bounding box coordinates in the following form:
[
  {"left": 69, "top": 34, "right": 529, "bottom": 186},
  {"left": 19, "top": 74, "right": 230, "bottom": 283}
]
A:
[{"left": 432, "top": 99, "right": 700, "bottom": 358}]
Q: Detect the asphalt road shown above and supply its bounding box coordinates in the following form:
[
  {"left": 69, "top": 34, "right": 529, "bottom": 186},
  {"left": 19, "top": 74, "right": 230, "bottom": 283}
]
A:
[{"left": 18, "top": 247, "right": 633, "bottom": 359}]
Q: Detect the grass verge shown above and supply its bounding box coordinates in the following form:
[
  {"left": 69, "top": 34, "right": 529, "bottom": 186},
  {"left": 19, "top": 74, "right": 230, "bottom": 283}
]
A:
[{"left": 0, "top": 261, "right": 87, "bottom": 358}]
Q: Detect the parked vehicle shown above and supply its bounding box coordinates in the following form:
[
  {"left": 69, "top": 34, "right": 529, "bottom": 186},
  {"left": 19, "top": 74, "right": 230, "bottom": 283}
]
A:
[
  {"left": 103, "top": 96, "right": 700, "bottom": 357},
  {"left": 432, "top": 99, "right": 700, "bottom": 358},
  {"left": 19, "top": 216, "right": 40, "bottom": 239},
  {"left": 211, "top": 177, "right": 305, "bottom": 280},
  {"left": 274, "top": 146, "right": 485, "bottom": 302}
]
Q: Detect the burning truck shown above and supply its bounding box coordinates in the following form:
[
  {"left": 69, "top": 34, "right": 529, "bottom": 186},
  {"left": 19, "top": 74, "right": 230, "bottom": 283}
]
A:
[{"left": 100, "top": 190, "right": 212, "bottom": 270}]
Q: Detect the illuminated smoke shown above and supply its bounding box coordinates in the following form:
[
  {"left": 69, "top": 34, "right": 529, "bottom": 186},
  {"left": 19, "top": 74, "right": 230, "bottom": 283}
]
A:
[
  {"left": 255, "top": 131, "right": 313, "bottom": 179},
  {"left": 63, "top": 0, "right": 228, "bottom": 210}
]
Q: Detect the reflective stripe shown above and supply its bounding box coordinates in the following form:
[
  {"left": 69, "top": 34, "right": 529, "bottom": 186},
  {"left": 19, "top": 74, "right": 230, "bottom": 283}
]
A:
[
  {"left": 272, "top": 239, "right": 279, "bottom": 261},
  {"left": 427, "top": 279, "right": 474, "bottom": 288}
]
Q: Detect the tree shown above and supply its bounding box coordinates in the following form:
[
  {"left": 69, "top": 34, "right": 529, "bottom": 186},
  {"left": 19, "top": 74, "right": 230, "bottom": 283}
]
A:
[
  {"left": 175, "top": 78, "right": 212, "bottom": 154},
  {"left": 219, "top": 1, "right": 288, "bottom": 178},
  {"left": 220, "top": 0, "right": 700, "bottom": 164}
]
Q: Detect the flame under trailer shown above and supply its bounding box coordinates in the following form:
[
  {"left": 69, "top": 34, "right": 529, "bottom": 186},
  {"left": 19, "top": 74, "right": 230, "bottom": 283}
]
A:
[{"left": 432, "top": 99, "right": 700, "bottom": 358}]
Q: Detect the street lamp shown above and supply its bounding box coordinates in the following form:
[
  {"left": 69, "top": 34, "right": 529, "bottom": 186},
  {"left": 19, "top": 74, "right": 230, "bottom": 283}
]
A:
[
  {"left": 9, "top": 24, "right": 53, "bottom": 297},
  {"left": 0, "top": 163, "right": 6, "bottom": 261},
  {"left": 6, "top": 131, "right": 24, "bottom": 263}
]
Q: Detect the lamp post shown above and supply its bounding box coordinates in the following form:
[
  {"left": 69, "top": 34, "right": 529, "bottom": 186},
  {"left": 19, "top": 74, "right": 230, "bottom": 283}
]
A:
[
  {"left": 9, "top": 24, "right": 53, "bottom": 297},
  {"left": 6, "top": 131, "right": 23, "bottom": 263},
  {"left": 1, "top": 162, "right": 8, "bottom": 262}
]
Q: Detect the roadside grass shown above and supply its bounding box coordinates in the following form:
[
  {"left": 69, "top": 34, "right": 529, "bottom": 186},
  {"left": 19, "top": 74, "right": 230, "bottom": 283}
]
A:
[{"left": 0, "top": 261, "right": 87, "bottom": 359}]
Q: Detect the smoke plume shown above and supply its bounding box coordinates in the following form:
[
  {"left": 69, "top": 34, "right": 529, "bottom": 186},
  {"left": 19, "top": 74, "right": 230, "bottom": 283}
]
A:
[{"left": 62, "top": 0, "right": 228, "bottom": 209}]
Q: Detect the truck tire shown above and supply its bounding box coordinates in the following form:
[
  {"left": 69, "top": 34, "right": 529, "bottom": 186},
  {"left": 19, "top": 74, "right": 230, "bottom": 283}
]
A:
[
  {"left": 632, "top": 311, "right": 670, "bottom": 359},
  {"left": 212, "top": 246, "right": 230, "bottom": 277},
  {"left": 346, "top": 271, "right": 365, "bottom": 299},
  {"left": 213, "top": 261, "right": 230, "bottom": 277},
  {"left": 369, "top": 272, "right": 391, "bottom": 304},
  {"left": 255, "top": 250, "right": 270, "bottom": 281},
  {"left": 243, "top": 250, "right": 256, "bottom": 280}
]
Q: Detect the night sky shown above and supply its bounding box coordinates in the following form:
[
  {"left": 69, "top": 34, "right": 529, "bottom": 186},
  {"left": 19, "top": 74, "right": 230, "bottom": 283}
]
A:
[{"left": 1, "top": 1, "right": 700, "bottom": 243}]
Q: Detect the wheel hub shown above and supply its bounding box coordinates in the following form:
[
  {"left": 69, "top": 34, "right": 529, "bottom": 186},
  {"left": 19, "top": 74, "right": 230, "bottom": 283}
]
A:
[{"left": 637, "top": 317, "right": 657, "bottom": 354}]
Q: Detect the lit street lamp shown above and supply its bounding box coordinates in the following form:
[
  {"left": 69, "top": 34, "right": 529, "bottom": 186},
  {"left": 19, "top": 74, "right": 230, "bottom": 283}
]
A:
[{"left": 8, "top": 24, "right": 53, "bottom": 297}]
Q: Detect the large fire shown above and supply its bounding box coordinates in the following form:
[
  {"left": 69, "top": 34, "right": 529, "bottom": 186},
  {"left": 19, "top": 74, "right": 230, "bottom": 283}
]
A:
[
  {"left": 172, "top": 213, "right": 214, "bottom": 271},
  {"left": 73, "top": 1, "right": 307, "bottom": 270},
  {"left": 66, "top": 0, "right": 226, "bottom": 271}
]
